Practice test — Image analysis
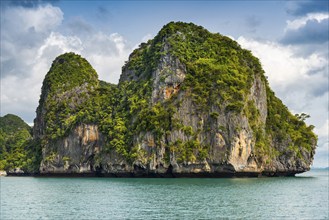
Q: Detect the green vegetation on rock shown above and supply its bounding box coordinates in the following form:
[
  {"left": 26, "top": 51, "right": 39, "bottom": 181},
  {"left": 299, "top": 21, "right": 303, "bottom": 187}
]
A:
[
  {"left": 266, "top": 89, "right": 316, "bottom": 158},
  {"left": 35, "top": 52, "right": 99, "bottom": 140},
  {"left": 118, "top": 22, "right": 316, "bottom": 164},
  {"left": 0, "top": 114, "right": 41, "bottom": 172},
  {"left": 5, "top": 22, "right": 316, "bottom": 175}
]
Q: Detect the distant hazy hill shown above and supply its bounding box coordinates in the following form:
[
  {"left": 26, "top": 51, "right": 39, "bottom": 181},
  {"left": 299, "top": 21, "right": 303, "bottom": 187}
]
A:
[{"left": 0, "top": 114, "right": 41, "bottom": 173}]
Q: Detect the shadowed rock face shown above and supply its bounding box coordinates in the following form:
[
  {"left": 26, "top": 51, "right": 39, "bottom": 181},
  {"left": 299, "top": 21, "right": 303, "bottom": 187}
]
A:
[{"left": 34, "top": 22, "right": 317, "bottom": 177}]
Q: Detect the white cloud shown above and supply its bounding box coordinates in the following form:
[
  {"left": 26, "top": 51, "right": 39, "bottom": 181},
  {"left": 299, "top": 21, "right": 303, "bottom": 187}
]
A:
[
  {"left": 37, "top": 32, "right": 84, "bottom": 59},
  {"left": 1, "top": 4, "right": 63, "bottom": 34},
  {"left": 35, "top": 31, "right": 132, "bottom": 83},
  {"left": 237, "top": 37, "right": 327, "bottom": 88},
  {"left": 285, "top": 13, "right": 329, "bottom": 30},
  {"left": 1, "top": 4, "right": 133, "bottom": 124},
  {"left": 1, "top": 4, "right": 64, "bottom": 78},
  {"left": 1, "top": 4, "right": 65, "bottom": 122},
  {"left": 79, "top": 32, "right": 132, "bottom": 83}
]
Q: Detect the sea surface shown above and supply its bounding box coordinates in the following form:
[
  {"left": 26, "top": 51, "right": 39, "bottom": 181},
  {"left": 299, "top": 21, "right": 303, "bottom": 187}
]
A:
[{"left": 1, "top": 169, "right": 328, "bottom": 219}]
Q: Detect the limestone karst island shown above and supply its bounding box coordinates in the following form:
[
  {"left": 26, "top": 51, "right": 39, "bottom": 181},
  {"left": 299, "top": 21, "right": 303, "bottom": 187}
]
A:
[{"left": 0, "top": 22, "right": 317, "bottom": 177}]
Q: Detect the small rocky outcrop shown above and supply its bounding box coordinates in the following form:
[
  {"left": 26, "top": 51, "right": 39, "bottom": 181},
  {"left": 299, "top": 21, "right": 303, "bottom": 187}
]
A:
[
  {"left": 34, "top": 22, "right": 317, "bottom": 177},
  {"left": 0, "top": 171, "right": 7, "bottom": 176}
]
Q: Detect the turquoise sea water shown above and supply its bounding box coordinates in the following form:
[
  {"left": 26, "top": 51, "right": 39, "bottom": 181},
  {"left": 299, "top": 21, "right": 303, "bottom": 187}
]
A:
[{"left": 1, "top": 170, "right": 328, "bottom": 219}]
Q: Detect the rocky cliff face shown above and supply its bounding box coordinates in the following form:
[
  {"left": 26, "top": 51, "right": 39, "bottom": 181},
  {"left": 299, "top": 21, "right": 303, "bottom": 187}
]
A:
[
  {"left": 34, "top": 22, "right": 317, "bottom": 177},
  {"left": 40, "top": 124, "right": 102, "bottom": 173},
  {"left": 34, "top": 53, "right": 103, "bottom": 174}
]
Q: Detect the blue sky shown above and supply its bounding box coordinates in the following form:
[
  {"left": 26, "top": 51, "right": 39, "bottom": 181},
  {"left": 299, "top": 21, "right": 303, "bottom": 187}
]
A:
[
  {"left": 0, "top": 0, "right": 328, "bottom": 167},
  {"left": 55, "top": 1, "right": 288, "bottom": 43}
]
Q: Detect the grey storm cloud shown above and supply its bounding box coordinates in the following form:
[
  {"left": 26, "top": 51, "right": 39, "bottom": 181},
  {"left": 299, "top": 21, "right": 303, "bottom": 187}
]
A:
[
  {"left": 281, "top": 18, "right": 329, "bottom": 45},
  {"left": 286, "top": 0, "right": 329, "bottom": 16}
]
